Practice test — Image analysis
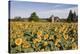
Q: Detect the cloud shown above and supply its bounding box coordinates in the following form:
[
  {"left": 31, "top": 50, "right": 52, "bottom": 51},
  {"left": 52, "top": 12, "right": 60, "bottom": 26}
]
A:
[{"left": 34, "top": 6, "right": 78, "bottom": 18}]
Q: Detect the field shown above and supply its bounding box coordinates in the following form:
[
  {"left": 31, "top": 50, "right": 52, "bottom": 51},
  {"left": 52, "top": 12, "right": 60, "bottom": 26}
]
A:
[{"left": 9, "top": 21, "right": 78, "bottom": 53}]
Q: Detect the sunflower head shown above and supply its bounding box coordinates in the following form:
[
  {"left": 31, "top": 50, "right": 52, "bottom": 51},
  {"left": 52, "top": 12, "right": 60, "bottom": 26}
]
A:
[
  {"left": 72, "top": 43, "right": 77, "bottom": 49},
  {"left": 43, "top": 41, "right": 48, "bottom": 46},
  {"left": 33, "top": 38, "right": 38, "bottom": 44},
  {"left": 22, "top": 41, "right": 30, "bottom": 48},
  {"left": 44, "top": 34, "right": 49, "bottom": 40},
  {"left": 64, "top": 34, "right": 68, "bottom": 40},
  {"left": 55, "top": 39, "right": 60, "bottom": 46},
  {"left": 37, "top": 31, "right": 42, "bottom": 36},
  {"left": 15, "top": 38, "right": 22, "bottom": 46}
]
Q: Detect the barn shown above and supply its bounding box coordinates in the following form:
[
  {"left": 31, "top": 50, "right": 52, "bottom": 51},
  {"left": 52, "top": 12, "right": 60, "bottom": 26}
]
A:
[{"left": 50, "top": 15, "right": 60, "bottom": 22}]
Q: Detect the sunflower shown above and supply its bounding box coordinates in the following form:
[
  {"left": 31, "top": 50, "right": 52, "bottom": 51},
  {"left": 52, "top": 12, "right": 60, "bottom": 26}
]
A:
[
  {"left": 73, "top": 30, "right": 76, "bottom": 33},
  {"left": 15, "top": 38, "right": 22, "bottom": 46},
  {"left": 72, "top": 43, "right": 77, "bottom": 49},
  {"left": 33, "top": 39, "right": 37, "bottom": 44},
  {"left": 57, "top": 44, "right": 61, "bottom": 48},
  {"left": 44, "top": 34, "right": 49, "bottom": 40},
  {"left": 72, "top": 38, "right": 75, "bottom": 42},
  {"left": 22, "top": 41, "right": 30, "bottom": 48},
  {"left": 37, "top": 31, "right": 42, "bottom": 36},
  {"left": 64, "top": 34, "right": 68, "bottom": 40},
  {"left": 49, "top": 35, "right": 54, "bottom": 40},
  {"left": 57, "top": 34, "right": 62, "bottom": 39},
  {"left": 43, "top": 41, "right": 48, "bottom": 46},
  {"left": 33, "top": 38, "right": 41, "bottom": 44},
  {"left": 37, "top": 38, "right": 42, "bottom": 42},
  {"left": 55, "top": 27, "right": 57, "bottom": 31},
  {"left": 55, "top": 39, "right": 60, "bottom": 46}
]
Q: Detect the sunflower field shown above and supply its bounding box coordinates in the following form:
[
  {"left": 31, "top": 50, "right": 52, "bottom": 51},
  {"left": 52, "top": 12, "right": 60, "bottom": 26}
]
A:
[{"left": 9, "top": 22, "right": 78, "bottom": 53}]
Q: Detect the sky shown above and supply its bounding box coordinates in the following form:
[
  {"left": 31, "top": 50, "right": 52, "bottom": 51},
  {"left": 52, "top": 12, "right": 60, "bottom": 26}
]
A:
[{"left": 10, "top": 1, "right": 78, "bottom": 19}]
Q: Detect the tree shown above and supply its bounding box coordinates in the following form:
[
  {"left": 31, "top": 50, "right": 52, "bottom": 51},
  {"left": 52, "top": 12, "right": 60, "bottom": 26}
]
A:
[
  {"left": 67, "top": 10, "right": 73, "bottom": 22},
  {"left": 14, "top": 16, "right": 21, "bottom": 21},
  {"left": 73, "top": 11, "right": 76, "bottom": 18},
  {"left": 28, "top": 12, "right": 39, "bottom": 21},
  {"left": 73, "top": 11, "right": 78, "bottom": 22}
]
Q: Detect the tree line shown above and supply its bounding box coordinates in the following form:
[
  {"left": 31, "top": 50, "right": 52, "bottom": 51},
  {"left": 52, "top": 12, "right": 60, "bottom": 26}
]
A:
[
  {"left": 67, "top": 10, "right": 78, "bottom": 22},
  {"left": 11, "top": 10, "right": 78, "bottom": 22}
]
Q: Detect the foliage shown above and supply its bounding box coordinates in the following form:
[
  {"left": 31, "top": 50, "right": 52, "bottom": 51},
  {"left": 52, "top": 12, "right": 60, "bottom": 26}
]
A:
[
  {"left": 14, "top": 17, "right": 22, "bottom": 21},
  {"left": 28, "top": 12, "right": 39, "bottom": 22},
  {"left": 67, "top": 10, "right": 77, "bottom": 22},
  {"left": 67, "top": 10, "right": 73, "bottom": 22}
]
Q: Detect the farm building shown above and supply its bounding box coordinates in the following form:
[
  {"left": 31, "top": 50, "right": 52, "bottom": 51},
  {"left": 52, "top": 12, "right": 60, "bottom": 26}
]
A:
[
  {"left": 72, "top": 16, "right": 78, "bottom": 22},
  {"left": 49, "top": 15, "right": 60, "bottom": 22}
]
